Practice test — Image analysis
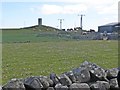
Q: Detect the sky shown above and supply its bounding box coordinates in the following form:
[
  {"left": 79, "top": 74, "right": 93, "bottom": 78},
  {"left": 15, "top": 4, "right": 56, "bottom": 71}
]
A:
[{"left": 0, "top": 0, "right": 119, "bottom": 31}]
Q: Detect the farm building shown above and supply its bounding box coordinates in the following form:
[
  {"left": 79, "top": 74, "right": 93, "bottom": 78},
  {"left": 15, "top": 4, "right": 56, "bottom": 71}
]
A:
[{"left": 98, "top": 22, "right": 120, "bottom": 33}]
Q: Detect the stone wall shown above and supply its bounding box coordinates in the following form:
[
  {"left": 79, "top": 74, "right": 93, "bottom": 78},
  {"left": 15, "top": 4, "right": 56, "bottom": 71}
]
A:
[{"left": 2, "top": 61, "right": 120, "bottom": 90}]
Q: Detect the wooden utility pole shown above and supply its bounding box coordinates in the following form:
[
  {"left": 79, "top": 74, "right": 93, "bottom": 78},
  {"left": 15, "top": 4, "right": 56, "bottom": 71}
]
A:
[
  {"left": 58, "top": 19, "right": 64, "bottom": 30},
  {"left": 78, "top": 14, "right": 85, "bottom": 30}
]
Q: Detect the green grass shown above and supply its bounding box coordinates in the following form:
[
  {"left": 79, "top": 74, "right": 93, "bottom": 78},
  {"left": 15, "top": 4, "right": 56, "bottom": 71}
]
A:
[
  {"left": 2, "top": 40, "right": 118, "bottom": 85},
  {"left": 2, "top": 27, "right": 118, "bottom": 85},
  {"left": 2, "top": 25, "right": 61, "bottom": 43},
  {"left": 2, "top": 29, "right": 71, "bottom": 43}
]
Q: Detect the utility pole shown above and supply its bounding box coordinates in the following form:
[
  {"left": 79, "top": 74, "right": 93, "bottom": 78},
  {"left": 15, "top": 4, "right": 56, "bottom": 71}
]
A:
[
  {"left": 58, "top": 19, "right": 64, "bottom": 30},
  {"left": 78, "top": 14, "right": 85, "bottom": 30}
]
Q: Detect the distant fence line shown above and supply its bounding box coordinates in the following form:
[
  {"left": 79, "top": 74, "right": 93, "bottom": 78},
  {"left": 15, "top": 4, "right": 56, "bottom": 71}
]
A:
[{"left": 36, "top": 31, "right": 119, "bottom": 40}]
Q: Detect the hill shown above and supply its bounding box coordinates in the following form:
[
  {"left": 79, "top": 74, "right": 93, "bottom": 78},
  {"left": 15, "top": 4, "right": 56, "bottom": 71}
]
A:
[
  {"left": 2, "top": 25, "right": 59, "bottom": 31},
  {"left": 21, "top": 25, "right": 59, "bottom": 31},
  {"left": 2, "top": 25, "right": 62, "bottom": 43}
]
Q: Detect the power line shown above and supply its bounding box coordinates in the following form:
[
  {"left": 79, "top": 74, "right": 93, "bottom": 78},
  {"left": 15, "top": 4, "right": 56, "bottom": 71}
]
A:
[
  {"left": 78, "top": 14, "right": 85, "bottom": 30},
  {"left": 58, "top": 19, "right": 64, "bottom": 30}
]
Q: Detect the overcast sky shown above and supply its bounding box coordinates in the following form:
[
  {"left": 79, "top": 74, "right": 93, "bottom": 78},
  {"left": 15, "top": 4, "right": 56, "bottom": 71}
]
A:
[{"left": 0, "top": 0, "right": 119, "bottom": 31}]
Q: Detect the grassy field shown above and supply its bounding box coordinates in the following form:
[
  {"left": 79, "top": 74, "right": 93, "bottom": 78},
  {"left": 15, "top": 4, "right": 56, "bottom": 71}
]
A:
[
  {"left": 1, "top": 26, "right": 118, "bottom": 85},
  {"left": 2, "top": 29, "right": 74, "bottom": 43},
  {"left": 2, "top": 40, "right": 118, "bottom": 84},
  {"left": 2, "top": 29, "right": 57, "bottom": 43},
  {"left": 2, "top": 26, "right": 96, "bottom": 43}
]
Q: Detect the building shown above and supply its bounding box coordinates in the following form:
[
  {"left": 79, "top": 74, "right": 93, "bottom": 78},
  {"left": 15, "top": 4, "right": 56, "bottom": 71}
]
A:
[
  {"left": 38, "top": 18, "right": 42, "bottom": 26},
  {"left": 98, "top": 22, "right": 120, "bottom": 33}
]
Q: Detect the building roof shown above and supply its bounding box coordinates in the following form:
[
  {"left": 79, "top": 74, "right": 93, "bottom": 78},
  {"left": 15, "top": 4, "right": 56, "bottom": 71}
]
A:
[{"left": 99, "top": 22, "right": 120, "bottom": 27}]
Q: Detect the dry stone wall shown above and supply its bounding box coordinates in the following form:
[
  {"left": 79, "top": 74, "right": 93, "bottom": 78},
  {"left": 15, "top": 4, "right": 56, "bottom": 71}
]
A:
[{"left": 2, "top": 61, "right": 120, "bottom": 90}]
